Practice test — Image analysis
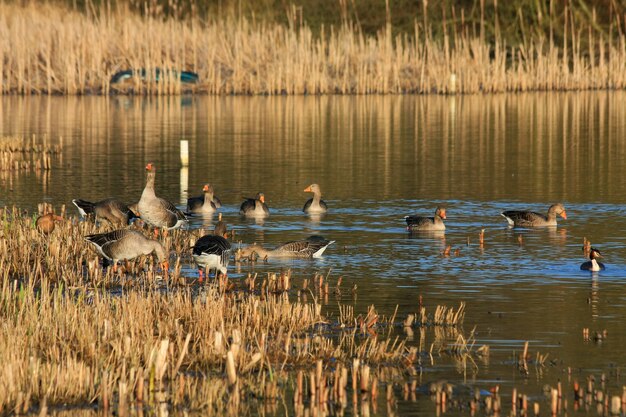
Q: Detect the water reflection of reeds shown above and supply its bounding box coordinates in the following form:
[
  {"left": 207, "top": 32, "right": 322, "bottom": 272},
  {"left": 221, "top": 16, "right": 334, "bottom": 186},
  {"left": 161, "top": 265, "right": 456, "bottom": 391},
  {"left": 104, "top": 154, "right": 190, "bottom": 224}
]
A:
[{"left": 1, "top": 92, "right": 625, "bottom": 207}]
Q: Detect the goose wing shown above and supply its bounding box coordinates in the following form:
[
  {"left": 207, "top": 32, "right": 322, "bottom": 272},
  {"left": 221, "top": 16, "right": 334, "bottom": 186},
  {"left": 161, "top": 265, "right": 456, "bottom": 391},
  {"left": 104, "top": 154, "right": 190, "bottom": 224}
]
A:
[
  {"left": 501, "top": 210, "right": 546, "bottom": 226},
  {"left": 85, "top": 229, "right": 134, "bottom": 260},
  {"left": 193, "top": 235, "right": 232, "bottom": 266},
  {"left": 405, "top": 215, "right": 434, "bottom": 227},
  {"left": 278, "top": 237, "right": 333, "bottom": 257},
  {"left": 303, "top": 198, "right": 313, "bottom": 212},
  {"left": 157, "top": 197, "right": 187, "bottom": 227},
  {"left": 187, "top": 195, "right": 203, "bottom": 211},
  {"left": 239, "top": 198, "right": 256, "bottom": 214}
]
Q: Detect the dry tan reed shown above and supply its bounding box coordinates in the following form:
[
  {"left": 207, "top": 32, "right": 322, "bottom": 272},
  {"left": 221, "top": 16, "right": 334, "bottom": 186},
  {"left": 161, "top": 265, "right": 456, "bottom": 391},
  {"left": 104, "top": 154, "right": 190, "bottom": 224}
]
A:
[
  {"left": 0, "top": 207, "right": 487, "bottom": 414},
  {"left": 2, "top": 3, "right": 626, "bottom": 95}
]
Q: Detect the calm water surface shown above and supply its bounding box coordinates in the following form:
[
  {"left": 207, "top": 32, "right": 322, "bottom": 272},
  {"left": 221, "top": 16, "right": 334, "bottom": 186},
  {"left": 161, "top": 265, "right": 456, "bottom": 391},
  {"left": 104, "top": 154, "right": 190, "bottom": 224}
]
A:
[{"left": 2, "top": 93, "right": 626, "bottom": 416}]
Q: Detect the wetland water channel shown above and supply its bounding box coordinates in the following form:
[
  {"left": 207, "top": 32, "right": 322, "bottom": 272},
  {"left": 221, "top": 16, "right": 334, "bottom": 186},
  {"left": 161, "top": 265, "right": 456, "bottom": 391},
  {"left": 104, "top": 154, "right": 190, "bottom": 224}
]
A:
[{"left": 1, "top": 93, "right": 626, "bottom": 416}]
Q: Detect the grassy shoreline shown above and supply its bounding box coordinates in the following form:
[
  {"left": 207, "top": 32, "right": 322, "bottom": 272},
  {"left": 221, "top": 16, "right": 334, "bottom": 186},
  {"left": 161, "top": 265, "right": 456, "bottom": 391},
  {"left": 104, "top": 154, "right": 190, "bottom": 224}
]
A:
[{"left": 2, "top": 2, "right": 626, "bottom": 95}]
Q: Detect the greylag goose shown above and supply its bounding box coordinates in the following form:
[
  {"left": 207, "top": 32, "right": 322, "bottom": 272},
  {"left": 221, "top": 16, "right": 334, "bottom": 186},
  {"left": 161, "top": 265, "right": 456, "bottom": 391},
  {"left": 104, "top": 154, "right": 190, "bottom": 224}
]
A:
[
  {"left": 36, "top": 212, "right": 63, "bottom": 235},
  {"left": 138, "top": 163, "right": 187, "bottom": 230},
  {"left": 303, "top": 184, "right": 328, "bottom": 213},
  {"left": 239, "top": 235, "right": 334, "bottom": 259},
  {"left": 581, "top": 247, "right": 605, "bottom": 272},
  {"left": 73, "top": 198, "right": 138, "bottom": 226},
  {"left": 501, "top": 203, "right": 567, "bottom": 227},
  {"left": 192, "top": 217, "right": 232, "bottom": 280},
  {"left": 85, "top": 229, "right": 168, "bottom": 271},
  {"left": 239, "top": 193, "right": 270, "bottom": 217},
  {"left": 187, "top": 184, "right": 221, "bottom": 214},
  {"left": 405, "top": 207, "right": 447, "bottom": 231}
]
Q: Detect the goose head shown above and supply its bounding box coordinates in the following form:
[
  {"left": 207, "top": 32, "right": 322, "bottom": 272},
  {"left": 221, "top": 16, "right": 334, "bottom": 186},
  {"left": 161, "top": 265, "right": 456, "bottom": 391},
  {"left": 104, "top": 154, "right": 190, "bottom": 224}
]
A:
[
  {"left": 549, "top": 203, "right": 567, "bottom": 219},
  {"left": 304, "top": 184, "right": 321, "bottom": 194}
]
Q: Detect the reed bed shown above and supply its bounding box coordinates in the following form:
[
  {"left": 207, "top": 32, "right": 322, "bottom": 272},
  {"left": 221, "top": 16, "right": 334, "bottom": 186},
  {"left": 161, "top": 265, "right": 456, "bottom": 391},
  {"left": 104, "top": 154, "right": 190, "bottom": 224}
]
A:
[
  {"left": 0, "top": 207, "right": 487, "bottom": 415},
  {"left": 3, "top": 2, "right": 626, "bottom": 95}
]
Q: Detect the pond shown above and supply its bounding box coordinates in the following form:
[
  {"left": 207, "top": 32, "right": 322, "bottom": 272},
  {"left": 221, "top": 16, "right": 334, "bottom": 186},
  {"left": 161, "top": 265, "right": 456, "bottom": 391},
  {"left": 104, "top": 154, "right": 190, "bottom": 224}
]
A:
[{"left": 1, "top": 93, "right": 625, "bottom": 416}]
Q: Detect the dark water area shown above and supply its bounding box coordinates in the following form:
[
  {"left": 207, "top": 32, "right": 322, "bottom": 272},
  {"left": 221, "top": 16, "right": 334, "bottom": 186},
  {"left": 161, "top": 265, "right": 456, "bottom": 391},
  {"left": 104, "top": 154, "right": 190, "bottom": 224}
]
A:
[{"left": 1, "top": 93, "right": 626, "bottom": 416}]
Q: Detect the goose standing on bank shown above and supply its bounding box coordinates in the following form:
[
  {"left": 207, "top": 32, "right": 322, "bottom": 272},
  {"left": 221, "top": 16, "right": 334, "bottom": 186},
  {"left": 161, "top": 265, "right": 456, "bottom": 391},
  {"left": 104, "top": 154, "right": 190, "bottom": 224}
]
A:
[
  {"left": 501, "top": 203, "right": 567, "bottom": 227},
  {"left": 239, "top": 235, "right": 334, "bottom": 259},
  {"left": 73, "top": 198, "right": 138, "bottom": 226},
  {"left": 303, "top": 184, "right": 328, "bottom": 213},
  {"left": 192, "top": 215, "right": 232, "bottom": 280},
  {"left": 581, "top": 247, "right": 605, "bottom": 272},
  {"left": 85, "top": 229, "right": 168, "bottom": 272},
  {"left": 187, "top": 184, "right": 221, "bottom": 214},
  {"left": 239, "top": 193, "right": 270, "bottom": 218},
  {"left": 138, "top": 163, "right": 187, "bottom": 230},
  {"left": 405, "top": 207, "right": 447, "bottom": 231}
]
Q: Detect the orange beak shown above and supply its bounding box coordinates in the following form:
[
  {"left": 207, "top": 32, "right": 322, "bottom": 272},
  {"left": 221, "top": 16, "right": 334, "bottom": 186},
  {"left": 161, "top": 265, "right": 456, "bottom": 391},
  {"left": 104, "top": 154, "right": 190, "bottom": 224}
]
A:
[
  {"left": 561, "top": 211, "right": 567, "bottom": 220},
  {"left": 303, "top": 186, "right": 312, "bottom": 192},
  {"left": 161, "top": 261, "right": 169, "bottom": 271},
  {"left": 203, "top": 184, "right": 209, "bottom": 192},
  {"left": 146, "top": 162, "right": 153, "bottom": 171},
  {"left": 260, "top": 195, "right": 265, "bottom": 203},
  {"left": 440, "top": 210, "right": 447, "bottom": 219}
]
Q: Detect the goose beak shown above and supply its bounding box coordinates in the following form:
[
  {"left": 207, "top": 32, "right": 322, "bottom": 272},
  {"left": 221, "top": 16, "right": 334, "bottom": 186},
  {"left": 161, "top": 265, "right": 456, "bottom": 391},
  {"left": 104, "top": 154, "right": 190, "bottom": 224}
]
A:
[
  {"left": 303, "top": 186, "right": 312, "bottom": 192},
  {"left": 146, "top": 162, "right": 153, "bottom": 171},
  {"left": 203, "top": 185, "right": 209, "bottom": 192},
  {"left": 260, "top": 195, "right": 265, "bottom": 203},
  {"left": 440, "top": 210, "right": 447, "bottom": 220},
  {"left": 161, "top": 261, "right": 169, "bottom": 271},
  {"left": 561, "top": 211, "right": 567, "bottom": 220}
]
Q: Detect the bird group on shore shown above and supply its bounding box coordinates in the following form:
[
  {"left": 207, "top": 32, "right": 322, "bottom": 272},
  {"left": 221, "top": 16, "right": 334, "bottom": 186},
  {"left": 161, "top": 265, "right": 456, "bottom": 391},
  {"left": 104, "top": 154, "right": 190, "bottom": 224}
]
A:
[
  {"left": 68, "top": 163, "right": 332, "bottom": 279},
  {"left": 55, "top": 162, "right": 602, "bottom": 278}
]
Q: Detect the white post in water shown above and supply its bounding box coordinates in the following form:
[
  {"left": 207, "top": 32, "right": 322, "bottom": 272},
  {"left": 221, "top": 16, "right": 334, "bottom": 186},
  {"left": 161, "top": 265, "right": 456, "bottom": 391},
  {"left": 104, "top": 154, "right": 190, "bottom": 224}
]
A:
[
  {"left": 180, "top": 140, "right": 190, "bottom": 204},
  {"left": 180, "top": 140, "right": 189, "bottom": 167},
  {"left": 180, "top": 166, "right": 189, "bottom": 205}
]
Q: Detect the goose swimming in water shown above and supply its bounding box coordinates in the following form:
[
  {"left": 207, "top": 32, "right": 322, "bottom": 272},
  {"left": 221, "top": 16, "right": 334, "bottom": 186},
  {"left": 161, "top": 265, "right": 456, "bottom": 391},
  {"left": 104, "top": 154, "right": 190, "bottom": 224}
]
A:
[
  {"left": 187, "top": 184, "right": 221, "bottom": 214},
  {"left": 303, "top": 184, "right": 328, "bottom": 213},
  {"left": 405, "top": 207, "right": 447, "bottom": 231},
  {"left": 239, "top": 235, "right": 334, "bottom": 259},
  {"left": 501, "top": 203, "right": 567, "bottom": 227},
  {"left": 581, "top": 247, "right": 605, "bottom": 272},
  {"left": 239, "top": 193, "right": 270, "bottom": 218}
]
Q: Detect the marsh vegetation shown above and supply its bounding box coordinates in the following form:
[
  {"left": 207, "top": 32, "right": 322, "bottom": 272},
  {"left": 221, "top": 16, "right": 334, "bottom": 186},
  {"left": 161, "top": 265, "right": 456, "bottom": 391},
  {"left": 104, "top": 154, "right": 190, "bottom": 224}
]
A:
[{"left": 2, "top": 1, "right": 626, "bottom": 94}]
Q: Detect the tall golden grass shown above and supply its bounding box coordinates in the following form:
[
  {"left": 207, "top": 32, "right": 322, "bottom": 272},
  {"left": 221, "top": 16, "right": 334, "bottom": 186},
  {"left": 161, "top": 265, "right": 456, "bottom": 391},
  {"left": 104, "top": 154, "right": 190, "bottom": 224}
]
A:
[
  {"left": 0, "top": 207, "right": 483, "bottom": 414},
  {"left": 2, "top": 2, "right": 626, "bottom": 95}
]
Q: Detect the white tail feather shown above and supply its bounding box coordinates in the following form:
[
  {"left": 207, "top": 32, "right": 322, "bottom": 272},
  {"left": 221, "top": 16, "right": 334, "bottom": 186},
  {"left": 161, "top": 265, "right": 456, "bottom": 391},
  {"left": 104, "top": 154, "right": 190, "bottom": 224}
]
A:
[{"left": 313, "top": 241, "right": 335, "bottom": 258}]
